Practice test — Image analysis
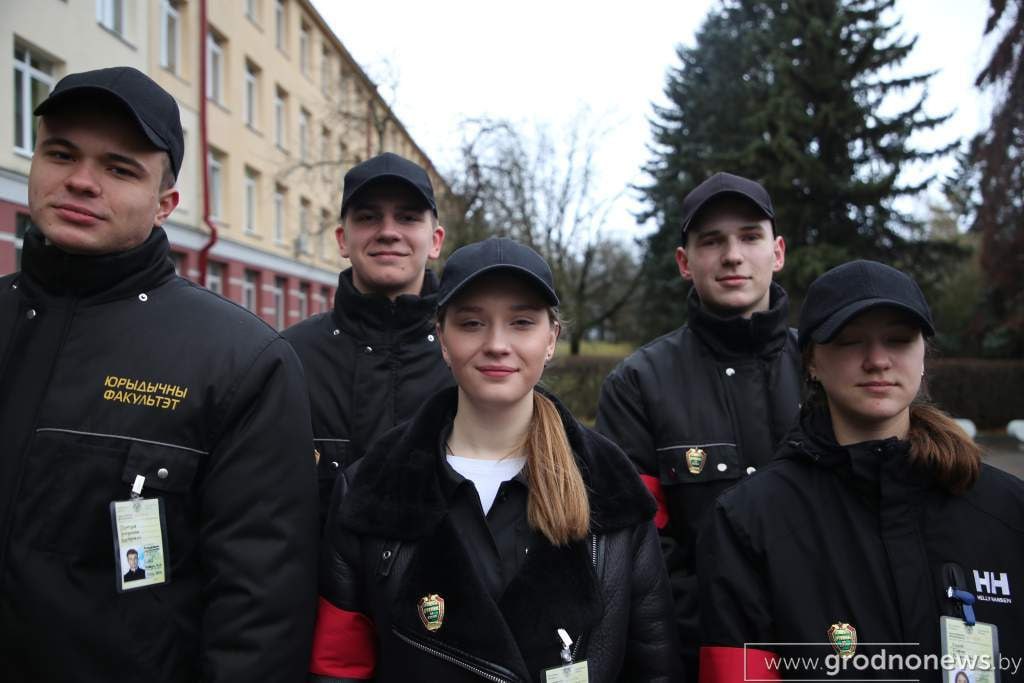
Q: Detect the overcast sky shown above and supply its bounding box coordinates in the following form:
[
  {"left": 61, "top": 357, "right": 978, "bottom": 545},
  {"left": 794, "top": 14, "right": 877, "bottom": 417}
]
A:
[{"left": 310, "top": 0, "right": 993, "bottom": 235}]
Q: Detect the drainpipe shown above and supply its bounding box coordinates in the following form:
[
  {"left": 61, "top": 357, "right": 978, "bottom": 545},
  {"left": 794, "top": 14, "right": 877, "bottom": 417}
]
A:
[{"left": 196, "top": 0, "right": 217, "bottom": 286}]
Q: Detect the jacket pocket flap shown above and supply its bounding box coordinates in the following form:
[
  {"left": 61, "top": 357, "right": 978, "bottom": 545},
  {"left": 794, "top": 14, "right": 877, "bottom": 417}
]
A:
[{"left": 121, "top": 441, "right": 201, "bottom": 494}]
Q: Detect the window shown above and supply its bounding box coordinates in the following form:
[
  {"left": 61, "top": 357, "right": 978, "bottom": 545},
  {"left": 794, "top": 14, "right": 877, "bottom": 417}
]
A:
[
  {"left": 299, "top": 22, "right": 311, "bottom": 75},
  {"left": 298, "top": 109, "right": 310, "bottom": 161},
  {"left": 207, "top": 150, "right": 224, "bottom": 220},
  {"left": 245, "top": 0, "right": 259, "bottom": 23},
  {"left": 160, "top": 1, "right": 180, "bottom": 73},
  {"left": 272, "top": 276, "right": 286, "bottom": 329},
  {"left": 242, "top": 270, "right": 259, "bottom": 311},
  {"left": 13, "top": 45, "right": 55, "bottom": 155},
  {"left": 320, "top": 285, "right": 332, "bottom": 314},
  {"left": 274, "top": 87, "right": 287, "bottom": 149},
  {"left": 321, "top": 45, "right": 332, "bottom": 93},
  {"left": 273, "top": 186, "right": 286, "bottom": 244},
  {"left": 298, "top": 199, "right": 311, "bottom": 254},
  {"left": 14, "top": 213, "right": 32, "bottom": 270},
  {"left": 169, "top": 251, "right": 186, "bottom": 276},
  {"left": 244, "top": 61, "right": 259, "bottom": 128},
  {"left": 207, "top": 261, "right": 224, "bottom": 295},
  {"left": 206, "top": 32, "right": 225, "bottom": 104},
  {"left": 319, "top": 207, "right": 332, "bottom": 259},
  {"left": 297, "top": 283, "right": 310, "bottom": 320},
  {"left": 96, "top": 0, "right": 125, "bottom": 35},
  {"left": 275, "top": 0, "right": 286, "bottom": 51},
  {"left": 244, "top": 167, "right": 259, "bottom": 235}
]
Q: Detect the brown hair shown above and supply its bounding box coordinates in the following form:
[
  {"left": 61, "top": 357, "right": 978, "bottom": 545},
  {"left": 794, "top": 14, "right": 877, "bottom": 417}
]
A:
[
  {"left": 523, "top": 391, "right": 590, "bottom": 545},
  {"left": 802, "top": 344, "right": 982, "bottom": 494}
]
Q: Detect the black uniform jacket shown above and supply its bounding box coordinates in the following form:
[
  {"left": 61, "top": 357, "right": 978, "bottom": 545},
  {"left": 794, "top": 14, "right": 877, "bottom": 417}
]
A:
[
  {"left": 282, "top": 268, "right": 453, "bottom": 526},
  {"left": 698, "top": 409, "right": 1024, "bottom": 681},
  {"left": 309, "top": 387, "right": 685, "bottom": 682},
  {"left": 0, "top": 228, "right": 319, "bottom": 682},
  {"left": 595, "top": 284, "right": 801, "bottom": 670}
]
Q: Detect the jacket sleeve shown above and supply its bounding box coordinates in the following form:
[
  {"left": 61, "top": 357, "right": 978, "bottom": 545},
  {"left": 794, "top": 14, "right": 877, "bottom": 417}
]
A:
[
  {"left": 201, "top": 337, "right": 320, "bottom": 682},
  {"left": 309, "top": 469, "right": 376, "bottom": 682},
  {"left": 622, "top": 521, "right": 686, "bottom": 681},
  {"left": 596, "top": 366, "right": 696, "bottom": 666},
  {"left": 696, "top": 500, "right": 779, "bottom": 682}
]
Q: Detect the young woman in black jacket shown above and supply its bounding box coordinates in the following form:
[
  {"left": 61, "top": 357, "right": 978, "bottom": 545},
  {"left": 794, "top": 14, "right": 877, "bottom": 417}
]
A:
[
  {"left": 698, "top": 260, "right": 1024, "bottom": 682},
  {"left": 309, "top": 237, "right": 683, "bottom": 682}
]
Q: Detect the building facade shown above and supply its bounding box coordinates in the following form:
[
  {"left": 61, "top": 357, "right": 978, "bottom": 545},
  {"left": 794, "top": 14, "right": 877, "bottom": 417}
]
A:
[{"left": 1, "top": 0, "right": 447, "bottom": 327}]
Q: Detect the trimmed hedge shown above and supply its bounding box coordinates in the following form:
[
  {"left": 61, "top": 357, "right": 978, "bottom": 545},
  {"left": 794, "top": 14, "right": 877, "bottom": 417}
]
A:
[{"left": 543, "top": 355, "right": 1024, "bottom": 431}]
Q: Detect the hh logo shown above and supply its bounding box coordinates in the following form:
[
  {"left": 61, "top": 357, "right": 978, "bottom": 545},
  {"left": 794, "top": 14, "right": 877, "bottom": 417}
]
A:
[{"left": 973, "top": 570, "right": 1012, "bottom": 604}]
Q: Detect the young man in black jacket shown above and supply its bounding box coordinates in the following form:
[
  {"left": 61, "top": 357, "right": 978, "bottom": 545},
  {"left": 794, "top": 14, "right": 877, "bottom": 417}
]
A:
[
  {"left": 283, "top": 153, "right": 453, "bottom": 526},
  {"left": 0, "top": 67, "right": 318, "bottom": 683},
  {"left": 595, "top": 172, "right": 802, "bottom": 675}
]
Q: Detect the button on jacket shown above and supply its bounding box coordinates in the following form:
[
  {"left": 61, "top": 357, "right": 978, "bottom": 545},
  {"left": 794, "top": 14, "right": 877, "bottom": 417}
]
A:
[
  {"left": 282, "top": 268, "right": 453, "bottom": 527},
  {"left": 698, "top": 410, "right": 1024, "bottom": 681},
  {"left": 0, "top": 227, "right": 319, "bottom": 683},
  {"left": 309, "top": 387, "right": 684, "bottom": 682},
  {"left": 595, "top": 283, "right": 801, "bottom": 672}
]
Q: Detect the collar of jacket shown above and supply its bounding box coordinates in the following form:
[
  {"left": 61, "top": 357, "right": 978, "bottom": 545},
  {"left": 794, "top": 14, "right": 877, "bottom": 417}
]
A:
[
  {"left": 340, "top": 385, "right": 656, "bottom": 540},
  {"left": 779, "top": 408, "right": 922, "bottom": 489},
  {"left": 18, "top": 226, "right": 176, "bottom": 302},
  {"left": 331, "top": 267, "right": 439, "bottom": 342},
  {"left": 689, "top": 281, "right": 791, "bottom": 359}
]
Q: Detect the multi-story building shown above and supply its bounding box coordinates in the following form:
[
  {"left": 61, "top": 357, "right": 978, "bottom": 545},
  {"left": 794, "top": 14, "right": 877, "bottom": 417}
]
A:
[{"left": 1, "top": 0, "right": 447, "bottom": 328}]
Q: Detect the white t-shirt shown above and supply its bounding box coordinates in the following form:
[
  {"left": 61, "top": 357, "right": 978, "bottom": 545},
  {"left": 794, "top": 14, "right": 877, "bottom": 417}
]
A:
[{"left": 446, "top": 455, "right": 527, "bottom": 515}]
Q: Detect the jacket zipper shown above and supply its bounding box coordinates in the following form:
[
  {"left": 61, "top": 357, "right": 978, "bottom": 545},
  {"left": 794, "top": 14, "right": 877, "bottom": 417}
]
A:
[
  {"left": 569, "top": 533, "right": 599, "bottom": 662},
  {"left": 393, "top": 628, "right": 517, "bottom": 682}
]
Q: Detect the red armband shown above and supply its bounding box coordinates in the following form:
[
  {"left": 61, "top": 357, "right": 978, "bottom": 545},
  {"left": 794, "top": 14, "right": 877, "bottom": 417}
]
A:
[
  {"left": 309, "top": 596, "right": 376, "bottom": 679},
  {"left": 699, "top": 646, "right": 780, "bottom": 682},
  {"left": 639, "top": 474, "right": 669, "bottom": 529}
]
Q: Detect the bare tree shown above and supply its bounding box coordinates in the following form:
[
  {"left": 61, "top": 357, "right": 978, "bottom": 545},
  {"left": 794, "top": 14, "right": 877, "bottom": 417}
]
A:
[{"left": 447, "top": 116, "right": 642, "bottom": 354}]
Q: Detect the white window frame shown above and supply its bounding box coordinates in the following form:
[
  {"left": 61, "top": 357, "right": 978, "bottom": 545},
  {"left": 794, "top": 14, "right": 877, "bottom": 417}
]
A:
[
  {"left": 160, "top": 1, "right": 180, "bottom": 73},
  {"left": 244, "top": 168, "right": 258, "bottom": 235},
  {"left": 298, "top": 109, "right": 310, "bottom": 161},
  {"left": 273, "top": 188, "right": 286, "bottom": 244},
  {"left": 275, "top": 0, "right": 285, "bottom": 51},
  {"left": 299, "top": 23, "right": 310, "bottom": 75},
  {"left": 206, "top": 33, "right": 224, "bottom": 103},
  {"left": 244, "top": 62, "right": 258, "bottom": 128},
  {"left": 274, "top": 88, "right": 286, "bottom": 149},
  {"left": 299, "top": 200, "right": 311, "bottom": 254},
  {"left": 242, "top": 271, "right": 258, "bottom": 311},
  {"left": 297, "top": 283, "right": 309, "bottom": 320},
  {"left": 208, "top": 152, "right": 223, "bottom": 220},
  {"left": 207, "top": 262, "right": 224, "bottom": 295},
  {"left": 319, "top": 208, "right": 332, "bottom": 259},
  {"left": 320, "top": 45, "right": 332, "bottom": 93},
  {"left": 272, "top": 277, "right": 286, "bottom": 329},
  {"left": 245, "top": 0, "right": 258, "bottom": 23},
  {"left": 96, "top": 0, "right": 125, "bottom": 35},
  {"left": 13, "top": 46, "right": 55, "bottom": 155}
]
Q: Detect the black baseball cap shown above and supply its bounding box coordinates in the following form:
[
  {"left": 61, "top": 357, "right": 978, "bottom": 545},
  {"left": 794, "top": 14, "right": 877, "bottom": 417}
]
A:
[
  {"left": 680, "top": 172, "right": 774, "bottom": 242},
  {"left": 438, "top": 237, "right": 559, "bottom": 308},
  {"left": 34, "top": 66, "right": 184, "bottom": 179},
  {"left": 340, "top": 152, "right": 437, "bottom": 218},
  {"left": 799, "top": 260, "right": 935, "bottom": 348}
]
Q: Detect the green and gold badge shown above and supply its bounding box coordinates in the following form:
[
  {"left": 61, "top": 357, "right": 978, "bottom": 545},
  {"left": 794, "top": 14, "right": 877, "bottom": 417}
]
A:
[
  {"left": 418, "top": 594, "right": 445, "bottom": 632},
  {"left": 686, "top": 448, "right": 706, "bottom": 475},
  {"left": 827, "top": 622, "right": 857, "bottom": 659}
]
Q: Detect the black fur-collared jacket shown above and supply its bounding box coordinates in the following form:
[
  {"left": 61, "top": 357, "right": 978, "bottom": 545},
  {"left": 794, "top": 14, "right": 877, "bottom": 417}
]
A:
[{"left": 309, "top": 387, "right": 685, "bottom": 682}]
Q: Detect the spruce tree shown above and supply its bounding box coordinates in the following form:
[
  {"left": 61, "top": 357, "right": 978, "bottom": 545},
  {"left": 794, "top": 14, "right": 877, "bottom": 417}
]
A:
[{"left": 636, "top": 0, "right": 953, "bottom": 341}]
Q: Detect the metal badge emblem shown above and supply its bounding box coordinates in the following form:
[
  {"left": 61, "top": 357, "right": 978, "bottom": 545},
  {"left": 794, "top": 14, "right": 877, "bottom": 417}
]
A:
[
  {"left": 827, "top": 622, "right": 857, "bottom": 659},
  {"left": 685, "top": 448, "right": 706, "bottom": 475},
  {"left": 418, "top": 594, "right": 445, "bottom": 632}
]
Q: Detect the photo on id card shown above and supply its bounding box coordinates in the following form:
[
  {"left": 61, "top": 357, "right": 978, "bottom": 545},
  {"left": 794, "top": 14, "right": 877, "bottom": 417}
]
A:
[{"left": 110, "top": 497, "right": 170, "bottom": 592}]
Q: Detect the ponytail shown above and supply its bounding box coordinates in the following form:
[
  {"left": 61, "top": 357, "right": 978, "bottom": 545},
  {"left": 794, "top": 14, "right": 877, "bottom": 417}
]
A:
[
  {"left": 906, "top": 403, "right": 982, "bottom": 495},
  {"left": 523, "top": 392, "right": 590, "bottom": 546}
]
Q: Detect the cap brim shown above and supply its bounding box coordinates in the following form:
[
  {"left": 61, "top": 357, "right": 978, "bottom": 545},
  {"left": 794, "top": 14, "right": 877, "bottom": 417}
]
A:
[
  {"left": 34, "top": 86, "right": 171, "bottom": 163},
  {"left": 682, "top": 190, "right": 774, "bottom": 236},
  {"left": 811, "top": 298, "right": 935, "bottom": 344},
  {"left": 342, "top": 174, "right": 437, "bottom": 214},
  {"left": 437, "top": 264, "right": 559, "bottom": 308}
]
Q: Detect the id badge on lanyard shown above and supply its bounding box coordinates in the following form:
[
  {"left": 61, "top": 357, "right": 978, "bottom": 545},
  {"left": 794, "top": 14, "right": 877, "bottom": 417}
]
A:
[
  {"left": 941, "top": 586, "right": 1001, "bottom": 683},
  {"left": 543, "top": 628, "right": 589, "bottom": 683},
  {"left": 110, "top": 474, "right": 170, "bottom": 592}
]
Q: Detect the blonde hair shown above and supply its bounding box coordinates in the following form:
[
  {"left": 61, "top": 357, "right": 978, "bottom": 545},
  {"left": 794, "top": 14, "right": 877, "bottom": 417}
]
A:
[
  {"left": 802, "top": 344, "right": 982, "bottom": 495},
  {"left": 523, "top": 391, "right": 590, "bottom": 545}
]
